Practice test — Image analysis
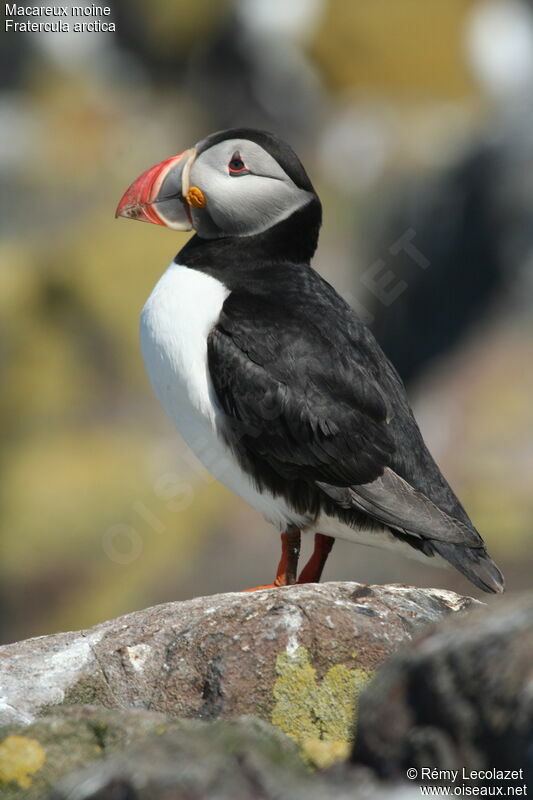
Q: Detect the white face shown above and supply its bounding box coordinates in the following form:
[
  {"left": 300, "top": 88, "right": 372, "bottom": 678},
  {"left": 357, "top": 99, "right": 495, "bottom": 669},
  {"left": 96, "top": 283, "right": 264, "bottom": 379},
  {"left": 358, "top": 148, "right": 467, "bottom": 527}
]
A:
[{"left": 188, "top": 138, "right": 315, "bottom": 238}]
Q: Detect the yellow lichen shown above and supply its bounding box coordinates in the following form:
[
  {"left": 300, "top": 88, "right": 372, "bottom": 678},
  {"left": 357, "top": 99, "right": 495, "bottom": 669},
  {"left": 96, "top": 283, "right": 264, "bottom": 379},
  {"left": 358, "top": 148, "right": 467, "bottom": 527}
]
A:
[
  {"left": 301, "top": 738, "right": 351, "bottom": 769},
  {"left": 0, "top": 735, "right": 46, "bottom": 789},
  {"left": 271, "top": 646, "right": 373, "bottom": 767}
]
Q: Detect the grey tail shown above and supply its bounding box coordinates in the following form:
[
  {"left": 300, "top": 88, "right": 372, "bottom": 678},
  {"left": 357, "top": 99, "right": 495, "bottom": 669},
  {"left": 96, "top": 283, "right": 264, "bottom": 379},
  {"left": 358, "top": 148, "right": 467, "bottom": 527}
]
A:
[{"left": 431, "top": 541, "right": 505, "bottom": 594}]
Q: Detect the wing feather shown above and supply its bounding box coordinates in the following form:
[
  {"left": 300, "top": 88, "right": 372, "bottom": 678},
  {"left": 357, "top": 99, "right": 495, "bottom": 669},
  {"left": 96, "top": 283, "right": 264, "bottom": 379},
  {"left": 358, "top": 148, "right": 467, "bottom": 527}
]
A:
[
  {"left": 317, "top": 469, "right": 481, "bottom": 546},
  {"left": 208, "top": 287, "right": 485, "bottom": 553}
]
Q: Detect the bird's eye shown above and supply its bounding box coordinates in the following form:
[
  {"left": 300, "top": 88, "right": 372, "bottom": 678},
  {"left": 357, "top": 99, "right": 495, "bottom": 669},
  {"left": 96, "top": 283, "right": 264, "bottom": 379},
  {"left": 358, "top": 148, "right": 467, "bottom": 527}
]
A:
[{"left": 228, "top": 154, "right": 249, "bottom": 175}]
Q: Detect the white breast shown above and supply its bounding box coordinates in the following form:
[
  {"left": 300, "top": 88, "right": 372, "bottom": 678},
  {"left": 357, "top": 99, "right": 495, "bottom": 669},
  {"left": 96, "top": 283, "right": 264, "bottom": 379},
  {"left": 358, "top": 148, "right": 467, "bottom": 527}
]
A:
[
  {"left": 140, "top": 261, "right": 304, "bottom": 529},
  {"left": 140, "top": 261, "right": 227, "bottom": 429}
]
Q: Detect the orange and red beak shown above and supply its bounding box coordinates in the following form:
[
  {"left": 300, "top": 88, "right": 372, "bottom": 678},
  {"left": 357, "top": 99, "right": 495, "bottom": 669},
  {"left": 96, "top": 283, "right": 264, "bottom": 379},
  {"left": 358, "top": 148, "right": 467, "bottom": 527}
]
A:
[{"left": 115, "top": 147, "right": 196, "bottom": 230}]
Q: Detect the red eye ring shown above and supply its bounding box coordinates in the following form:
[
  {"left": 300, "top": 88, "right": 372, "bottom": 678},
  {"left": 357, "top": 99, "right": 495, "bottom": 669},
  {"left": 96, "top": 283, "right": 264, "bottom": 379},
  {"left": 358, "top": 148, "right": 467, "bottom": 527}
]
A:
[{"left": 228, "top": 154, "right": 249, "bottom": 175}]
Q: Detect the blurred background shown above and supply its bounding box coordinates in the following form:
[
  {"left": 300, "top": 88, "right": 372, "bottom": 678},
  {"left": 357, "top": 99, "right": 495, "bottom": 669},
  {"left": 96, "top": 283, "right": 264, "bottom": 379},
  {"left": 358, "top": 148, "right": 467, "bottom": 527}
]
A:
[{"left": 1, "top": 0, "right": 532, "bottom": 644}]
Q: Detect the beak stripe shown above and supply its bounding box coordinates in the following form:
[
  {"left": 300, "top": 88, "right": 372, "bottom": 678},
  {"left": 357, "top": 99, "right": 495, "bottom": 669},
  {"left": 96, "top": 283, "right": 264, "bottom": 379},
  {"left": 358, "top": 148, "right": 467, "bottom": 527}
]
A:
[{"left": 115, "top": 148, "right": 196, "bottom": 230}]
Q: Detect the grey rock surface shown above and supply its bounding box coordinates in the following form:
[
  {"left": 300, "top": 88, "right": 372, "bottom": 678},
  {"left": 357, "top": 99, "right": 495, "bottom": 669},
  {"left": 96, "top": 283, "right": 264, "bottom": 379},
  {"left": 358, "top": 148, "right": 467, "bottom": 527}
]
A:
[
  {"left": 38, "top": 711, "right": 417, "bottom": 800},
  {"left": 0, "top": 710, "right": 301, "bottom": 800},
  {"left": 0, "top": 582, "right": 477, "bottom": 728},
  {"left": 353, "top": 593, "right": 533, "bottom": 788},
  {"left": 0, "top": 707, "right": 202, "bottom": 799}
]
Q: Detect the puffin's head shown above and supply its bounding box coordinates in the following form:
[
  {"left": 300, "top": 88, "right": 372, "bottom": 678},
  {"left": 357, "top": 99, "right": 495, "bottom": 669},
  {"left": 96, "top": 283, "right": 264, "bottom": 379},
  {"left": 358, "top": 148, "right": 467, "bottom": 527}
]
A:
[{"left": 115, "top": 128, "right": 319, "bottom": 240}]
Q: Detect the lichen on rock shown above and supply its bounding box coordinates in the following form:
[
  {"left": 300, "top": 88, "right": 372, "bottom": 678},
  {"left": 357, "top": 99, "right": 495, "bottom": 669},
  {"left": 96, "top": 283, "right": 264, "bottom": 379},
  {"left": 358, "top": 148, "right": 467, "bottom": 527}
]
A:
[
  {"left": 272, "top": 646, "right": 373, "bottom": 767},
  {"left": 0, "top": 583, "right": 479, "bottom": 795},
  {"left": 0, "top": 734, "right": 46, "bottom": 790}
]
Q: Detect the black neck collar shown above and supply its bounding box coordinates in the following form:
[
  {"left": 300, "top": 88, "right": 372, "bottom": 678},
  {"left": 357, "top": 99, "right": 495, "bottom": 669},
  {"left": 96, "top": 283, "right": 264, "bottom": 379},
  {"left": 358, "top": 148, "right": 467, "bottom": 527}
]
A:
[{"left": 176, "top": 198, "right": 322, "bottom": 275}]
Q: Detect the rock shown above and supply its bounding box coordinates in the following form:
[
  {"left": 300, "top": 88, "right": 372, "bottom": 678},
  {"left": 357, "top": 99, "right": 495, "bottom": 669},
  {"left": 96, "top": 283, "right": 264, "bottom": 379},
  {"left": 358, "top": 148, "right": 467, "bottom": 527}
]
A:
[
  {"left": 352, "top": 594, "right": 533, "bottom": 788},
  {"left": 0, "top": 582, "right": 475, "bottom": 724},
  {"left": 0, "top": 583, "right": 477, "bottom": 795},
  {"left": 0, "top": 707, "right": 193, "bottom": 799},
  {"left": 0, "top": 710, "right": 303, "bottom": 800},
  {"left": 0, "top": 708, "right": 419, "bottom": 800},
  {"left": 36, "top": 710, "right": 415, "bottom": 800}
]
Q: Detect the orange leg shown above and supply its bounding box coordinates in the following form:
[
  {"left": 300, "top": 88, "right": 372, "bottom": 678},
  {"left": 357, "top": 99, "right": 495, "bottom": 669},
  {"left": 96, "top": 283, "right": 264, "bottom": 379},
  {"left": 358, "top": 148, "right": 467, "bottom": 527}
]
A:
[
  {"left": 297, "top": 533, "right": 334, "bottom": 584},
  {"left": 243, "top": 528, "right": 301, "bottom": 591}
]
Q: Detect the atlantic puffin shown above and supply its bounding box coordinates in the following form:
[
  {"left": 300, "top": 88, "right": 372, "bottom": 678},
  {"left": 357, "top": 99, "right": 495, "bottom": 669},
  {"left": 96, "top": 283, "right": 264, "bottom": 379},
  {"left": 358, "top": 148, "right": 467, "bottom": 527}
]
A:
[{"left": 116, "top": 128, "right": 504, "bottom": 594}]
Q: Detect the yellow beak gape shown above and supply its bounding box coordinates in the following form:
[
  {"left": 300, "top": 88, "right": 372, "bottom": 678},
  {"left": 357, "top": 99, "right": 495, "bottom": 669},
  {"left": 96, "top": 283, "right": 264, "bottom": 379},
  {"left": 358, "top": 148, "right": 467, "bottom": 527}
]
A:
[{"left": 186, "top": 186, "right": 207, "bottom": 208}]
